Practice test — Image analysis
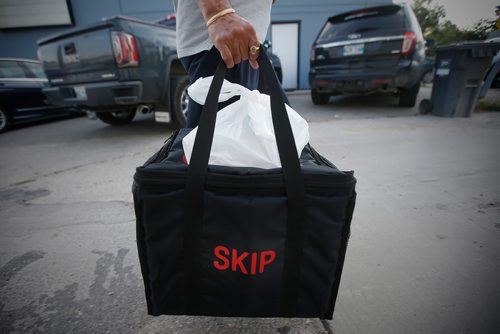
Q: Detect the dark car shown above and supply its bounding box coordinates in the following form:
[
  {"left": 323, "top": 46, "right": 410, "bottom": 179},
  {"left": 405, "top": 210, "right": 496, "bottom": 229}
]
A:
[
  {"left": 309, "top": 3, "right": 425, "bottom": 107},
  {"left": 0, "top": 58, "right": 78, "bottom": 133}
]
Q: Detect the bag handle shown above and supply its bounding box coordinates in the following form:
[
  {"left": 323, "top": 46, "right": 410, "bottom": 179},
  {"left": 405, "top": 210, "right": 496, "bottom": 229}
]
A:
[{"left": 183, "top": 48, "right": 306, "bottom": 316}]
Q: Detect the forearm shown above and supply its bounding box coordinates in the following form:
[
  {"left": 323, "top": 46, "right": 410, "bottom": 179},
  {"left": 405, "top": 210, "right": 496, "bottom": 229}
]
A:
[{"left": 197, "top": 0, "right": 233, "bottom": 22}]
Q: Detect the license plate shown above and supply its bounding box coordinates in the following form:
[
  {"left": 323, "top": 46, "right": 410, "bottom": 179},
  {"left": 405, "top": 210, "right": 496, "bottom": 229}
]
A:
[
  {"left": 74, "top": 86, "right": 87, "bottom": 100},
  {"left": 155, "top": 111, "right": 171, "bottom": 123},
  {"left": 343, "top": 44, "right": 364, "bottom": 56}
]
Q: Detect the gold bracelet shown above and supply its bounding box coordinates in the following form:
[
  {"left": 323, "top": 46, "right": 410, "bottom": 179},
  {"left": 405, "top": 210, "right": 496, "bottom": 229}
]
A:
[{"left": 206, "top": 8, "right": 236, "bottom": 27}]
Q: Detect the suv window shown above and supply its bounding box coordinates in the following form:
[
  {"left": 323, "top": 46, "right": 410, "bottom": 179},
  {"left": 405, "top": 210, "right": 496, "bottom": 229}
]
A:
[
  {"left": 0, "top": 61, "right": 26, "bottom": 79},
  {"left": 317, "top": 5, "right": 405, "bottom": 44}
]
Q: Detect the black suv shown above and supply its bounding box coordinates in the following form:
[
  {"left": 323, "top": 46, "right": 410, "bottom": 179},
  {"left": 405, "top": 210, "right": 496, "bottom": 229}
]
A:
[{"left": 309, "top": 4, "right": 425, "bottom": 107}]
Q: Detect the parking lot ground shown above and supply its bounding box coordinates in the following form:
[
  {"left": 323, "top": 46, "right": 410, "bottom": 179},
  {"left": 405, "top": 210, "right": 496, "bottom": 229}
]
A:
[{"left": 0, "top": 87, "right": 499, "bottom": 333}]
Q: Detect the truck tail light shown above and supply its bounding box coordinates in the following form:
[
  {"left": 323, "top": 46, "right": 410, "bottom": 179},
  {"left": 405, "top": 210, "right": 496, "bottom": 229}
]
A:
[
  {"left": 401, "top": 32, "right": 417, "bottom": 55},
  {"left": 112, "top": 31, "right": 139, "bottom": 67},
  {"left": 311, "top": 43, "right": 316, "bottom": 61}
]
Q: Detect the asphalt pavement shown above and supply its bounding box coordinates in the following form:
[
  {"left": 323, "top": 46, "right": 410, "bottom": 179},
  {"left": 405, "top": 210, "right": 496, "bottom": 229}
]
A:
[{"left": 0, "top": 86, "right": 499, "bottom": 333}]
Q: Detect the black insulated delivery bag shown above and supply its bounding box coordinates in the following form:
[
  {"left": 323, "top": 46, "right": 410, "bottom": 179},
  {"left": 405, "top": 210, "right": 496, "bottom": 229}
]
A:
[{"left": 132, "top": 51, "right": 356, "bottom": 319}]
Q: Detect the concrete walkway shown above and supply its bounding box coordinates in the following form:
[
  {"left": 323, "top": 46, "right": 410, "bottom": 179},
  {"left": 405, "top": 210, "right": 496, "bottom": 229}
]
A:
[{"left": 0, "top": 89, "right": 499, "bottom": 333}]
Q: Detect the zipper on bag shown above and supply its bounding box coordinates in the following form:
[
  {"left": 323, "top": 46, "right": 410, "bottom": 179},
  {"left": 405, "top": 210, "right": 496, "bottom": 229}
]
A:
[{"left": 134, "top": 168, "right": 355, "bottom": 193}]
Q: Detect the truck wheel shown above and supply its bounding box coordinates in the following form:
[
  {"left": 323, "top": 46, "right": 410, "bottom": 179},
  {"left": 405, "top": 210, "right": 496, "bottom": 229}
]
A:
[
  {"left": 311, "top": 89, "right": 330, "bottom": 105},
  {"left": 399, "top": 82, "right": 420, "bottom": 107},
  {"left": 172, "top": 76, "right": 190, "bottom": 128},
  {"left": 0, "top": 106, "right": 12, "bottom": 133},
  {"left": 96, "top": 109, "right": 136, "bottom": 125}
]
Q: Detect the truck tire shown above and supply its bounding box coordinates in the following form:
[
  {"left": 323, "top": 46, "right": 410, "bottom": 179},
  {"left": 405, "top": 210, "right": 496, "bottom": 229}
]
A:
[
  {"left": 96, "top": 109, "right": 136, "bottom": 125},
  {"left": 311, "top": 89, "right": 330, "bottom": 105},
  {"left": 172, "top": 76, "right": 190, "bottom": 128},
  {"left": 399, "top": 82, "right": 420, "bottom": 107},
  {"left": 0, "top": 106, "right": 12, "bottom": 133}
]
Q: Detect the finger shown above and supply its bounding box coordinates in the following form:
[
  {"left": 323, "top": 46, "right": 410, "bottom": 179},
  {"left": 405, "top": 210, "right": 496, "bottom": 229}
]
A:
[
  {"left": 249, "top": 58, "right": 259, "bottom": 70},
  {"left": 248, "top": 42, "right": 261, "bottom": 69},
  {"left": 248, "top": 43, "right": 261, "bottom": 57},
  {"left": 231, "top": 42, "right": 243, "bottom": 65},
  {"left": 219, "top": 45, "right": 234, "bottom": 68},
  {"left": 240, "top": 42, "right": 249, "bottom": 61}
]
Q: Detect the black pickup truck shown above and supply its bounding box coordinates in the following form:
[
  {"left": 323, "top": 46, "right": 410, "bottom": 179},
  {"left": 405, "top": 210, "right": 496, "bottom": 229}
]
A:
[{"left": 37, "top": 16, "right": 189, "bottom": 127}]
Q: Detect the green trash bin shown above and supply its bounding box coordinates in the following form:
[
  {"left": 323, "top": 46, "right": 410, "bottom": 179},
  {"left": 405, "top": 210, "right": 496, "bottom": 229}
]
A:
[{"left": 420, "top": 41, "right": 500, "bottom": 117}]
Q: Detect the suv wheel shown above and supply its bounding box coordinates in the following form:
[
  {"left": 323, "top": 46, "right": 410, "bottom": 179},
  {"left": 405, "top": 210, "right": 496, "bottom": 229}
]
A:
[
  {"left": 399, "top": 82, "right": 420, "bottom": 107},
  {"left": 172, "top": 76, "right": 190, "bottom": 128},
  {"left": 422, "top": 70, "right": 434, "bottom": 84},
  {"left": 311, "top": 89, "right": 330, "bottom": 105},
  {"left": 96, "top": 109, "right": 136, "bottom": 125},
  {"left": 0, "top": 106, "right": 12, "bottom": 133}
]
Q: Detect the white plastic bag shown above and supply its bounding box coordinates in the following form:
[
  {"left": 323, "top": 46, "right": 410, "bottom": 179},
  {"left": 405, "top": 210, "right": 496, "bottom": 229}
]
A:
[{"left": 182, "top": 76, "right": 309, "bottom": 169}]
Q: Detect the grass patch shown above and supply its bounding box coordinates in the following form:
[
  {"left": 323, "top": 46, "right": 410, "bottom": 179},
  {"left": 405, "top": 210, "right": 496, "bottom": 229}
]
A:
[{"left": 476, "top": 100, "right": 500, "bottom": 112}]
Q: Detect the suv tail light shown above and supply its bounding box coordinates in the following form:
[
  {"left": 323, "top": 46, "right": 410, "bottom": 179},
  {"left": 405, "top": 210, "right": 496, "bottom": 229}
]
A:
[
  {"left": 401, "top": 32, "right": 417, "bottom": 55},
  {"left": 111, "top": 31, "right": 139, "bottom": 67},
  {"left": 311, "top": 43, "right": 316, "bottom": 61}
]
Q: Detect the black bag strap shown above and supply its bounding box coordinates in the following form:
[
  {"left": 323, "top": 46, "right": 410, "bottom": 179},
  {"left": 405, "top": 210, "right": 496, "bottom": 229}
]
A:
[{"left": 183, "top": 48, "right": 307, "bottom": 316}]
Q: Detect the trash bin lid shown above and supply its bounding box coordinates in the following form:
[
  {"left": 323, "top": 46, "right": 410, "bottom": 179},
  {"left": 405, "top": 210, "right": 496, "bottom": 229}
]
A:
[{"left": 436, "top": 41, "right": 500, "bottom": 58}]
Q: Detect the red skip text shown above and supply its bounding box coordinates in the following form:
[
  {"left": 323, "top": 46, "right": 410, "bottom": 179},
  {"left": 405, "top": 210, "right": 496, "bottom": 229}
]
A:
[{"left": 213, "top": 245, "right": 277, "bottom": 275}]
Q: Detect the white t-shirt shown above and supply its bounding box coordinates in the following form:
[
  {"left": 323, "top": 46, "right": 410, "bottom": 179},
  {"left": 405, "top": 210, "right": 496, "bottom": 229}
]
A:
[{"left": 172, "top": 0, "right": 272, "bottom": 58}]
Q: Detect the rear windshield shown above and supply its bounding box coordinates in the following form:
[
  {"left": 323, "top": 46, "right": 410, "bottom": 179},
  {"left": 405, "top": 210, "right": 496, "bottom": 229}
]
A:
[{"left": 317, "top": 5, "right": 405, "bottom": 44}]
